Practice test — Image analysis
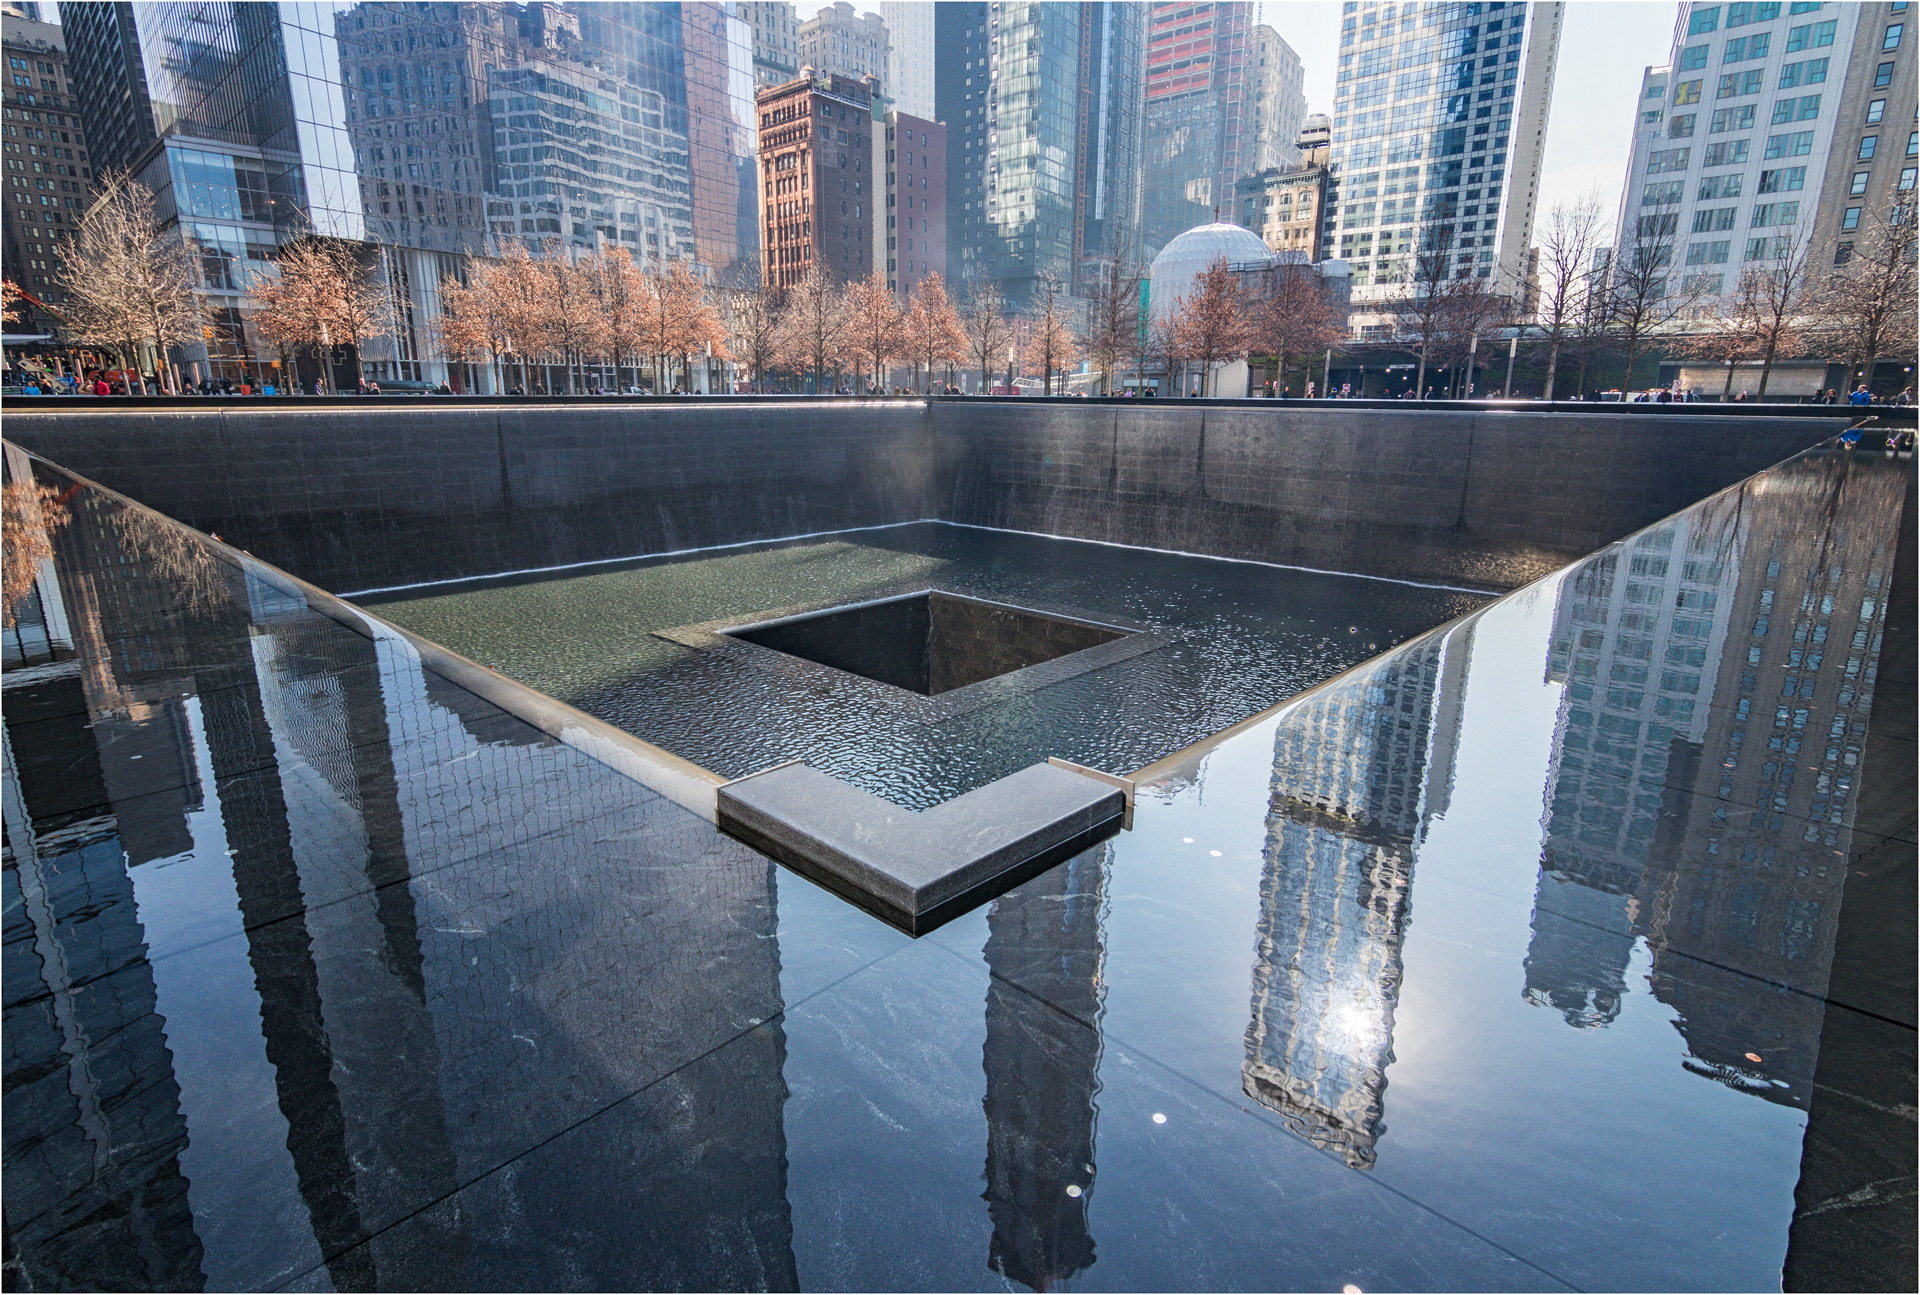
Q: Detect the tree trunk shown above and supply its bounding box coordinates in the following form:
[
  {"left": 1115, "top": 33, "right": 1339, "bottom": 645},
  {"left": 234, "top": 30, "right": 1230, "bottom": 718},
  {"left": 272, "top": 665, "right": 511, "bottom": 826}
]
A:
[
  {"left": 1757, "top": 339, "right": 1777, "bottom": 399},
  {"left": 1543, "top": 339, "right": 1561, "bottom": 401},
  {"left": 1415, "top": 349, "right": 1427, "bottom": 398},
  {"left": 1723, "top": 360, "right": 1737, "bottom": 398}
]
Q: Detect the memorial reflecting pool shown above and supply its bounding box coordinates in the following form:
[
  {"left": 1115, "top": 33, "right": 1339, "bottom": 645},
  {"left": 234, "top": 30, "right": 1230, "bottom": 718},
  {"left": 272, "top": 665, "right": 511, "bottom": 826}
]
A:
[
  {"left": 2, "top": 442, "right": 1912, "bottom": 1291},
  {"left": 359, "top": 523, "right": 1490, "bottom": 807}
]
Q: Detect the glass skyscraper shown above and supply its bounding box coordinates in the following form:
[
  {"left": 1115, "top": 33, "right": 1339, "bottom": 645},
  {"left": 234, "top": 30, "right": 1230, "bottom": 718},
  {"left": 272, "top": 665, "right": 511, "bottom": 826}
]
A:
[
  {"left": 59, "top": 1, "right": 757, "bottom": 387},
  {"left": 1140, "top": 0, "right": 1254, "bottom": 256},
  {"left": 1324, "top": 0, "right": 1562, "bottom": 331},
  {"left": 935, "top": 0, "right": 1144, "bottom": 302}
]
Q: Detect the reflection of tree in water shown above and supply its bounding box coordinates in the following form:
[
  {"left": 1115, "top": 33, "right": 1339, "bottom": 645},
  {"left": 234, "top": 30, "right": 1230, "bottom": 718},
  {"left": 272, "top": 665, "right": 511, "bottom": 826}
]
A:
[
  {"left": 111, "top": 502, "right": 234, "bottom": 617},
  {"left": 3, "top": 480, "right": 70, "bottom": 623},
  {"left": 982, "top": 846, "right": 1110, "bottom": 1291}
]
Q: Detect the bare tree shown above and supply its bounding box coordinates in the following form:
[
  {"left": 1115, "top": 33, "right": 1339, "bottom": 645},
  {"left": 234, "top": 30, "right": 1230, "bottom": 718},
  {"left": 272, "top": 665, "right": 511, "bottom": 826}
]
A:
[
  {"left": 1535, "top": 191, "right": 1606, "bottom": 400},
  {"left": 489, "top": 242, "right": 556, "bottom": 392},
  {"left": 1174, "top": 257, "right": 1251, "bottom": 396},
  {"left": 1395, "top": 227, "right": 1458, "bottom": 397},
  {"left": 582, "top": 247, "right": 650, "bottom": 391},
  {"left": 725, "top": 256, "right": 786, "bottom": 392},
  {"left": 901, "top": 273, "right": 966, "bottom": 393},
  {"left": 780, "top": 266, "right": 848, "bottom": 391},
  {"left": 1676, "top": 293, "right": 1765, "bottom": 399},
  {"left": 433, "top": 261, "right": 508, "bottom": 392},
  {"left": 1604, "top": 211, "right": 1701, "bottom": 391},
  {"left": 961, "top": 276, "right": 1013, "bottom": 393},
  {"left": 1084, "top": 259, "right": 1142, "bottom": 395},
  {"left": 1811, "top": 203, "right": 1918, "bottom": 396},
  {"left": 843, "top": 271, "right": 903, "bottom": 392},
  {"left": 1725, "top": 227, "right": 1818, "bottom": 399},
  {"left": 254, "top": 233, "right": 397, "bottom": 391},
  {"left": 1022, "top": 267, "right": 1080, "bottom": 396},
  {"left": 636, "top": 260, "right": 721, "bottom": 392},
  {"left": 56, "top": 172, "right": 203, "bottom": 392},
  {"left": 539, "top": 250, "right": 603, "bottom": 393},
  {"left": 1144, "top": 310, "right": 1187, "bottom": 397},
  {"left": 1433, "top": 276, "right": 1511, "bottom": 397},
  {"left": 1253, "top": 263, "right": 1345, "bottom": 396}
]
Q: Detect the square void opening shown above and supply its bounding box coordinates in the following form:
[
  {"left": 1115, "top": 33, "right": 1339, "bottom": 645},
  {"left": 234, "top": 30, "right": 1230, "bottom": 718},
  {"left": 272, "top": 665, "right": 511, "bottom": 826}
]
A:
[{"left": 726, "top": 591, "right": 1131, "bottom": 696}]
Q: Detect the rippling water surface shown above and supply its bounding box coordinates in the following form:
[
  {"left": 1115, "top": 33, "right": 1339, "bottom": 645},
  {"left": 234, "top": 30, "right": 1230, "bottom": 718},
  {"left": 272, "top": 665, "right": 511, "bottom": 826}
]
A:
[{"left": 364, "top": 523, "right": 1492, "bottom": 806}]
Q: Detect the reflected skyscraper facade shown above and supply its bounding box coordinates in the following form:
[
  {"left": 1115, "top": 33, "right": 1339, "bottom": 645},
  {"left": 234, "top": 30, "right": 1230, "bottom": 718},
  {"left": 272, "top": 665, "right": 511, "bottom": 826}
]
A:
[
  {"left": 1244, "top": 624, "right": 1469, "bottom": 1169},
  {"left": 934, "top": 1, "right": 1145, "bottom": 302},
  {"left": 58, "top": 1, "right": 757, "bottom": 387},
  {"left": 1527, "top": 455, "right": 1905, "bottom": 1107},
  {"left": 980, "top": 845, "right": 1109, "bottom": 1289},
  {"left": 2, "top": 453, "right": 795, "bottom": 1290}
]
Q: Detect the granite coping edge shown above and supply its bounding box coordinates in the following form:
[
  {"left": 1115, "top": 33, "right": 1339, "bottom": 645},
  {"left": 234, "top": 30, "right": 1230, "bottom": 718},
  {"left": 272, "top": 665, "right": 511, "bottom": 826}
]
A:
[{"left": 716, "top": 760, "right": 1127, "bottom": 936}]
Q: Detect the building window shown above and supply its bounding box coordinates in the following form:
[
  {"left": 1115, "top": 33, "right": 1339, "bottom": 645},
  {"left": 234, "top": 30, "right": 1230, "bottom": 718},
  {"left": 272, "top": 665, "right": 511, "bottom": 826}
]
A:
[
  {"left": 1901, "top": 167, "right": 1919, "bottom": 191},
  {"left": 1834, "top": 240, "right": 1854, "bottom": 264},
  {"left": 1875, "top": 61, "right": 1895, "bottom": 87},
  {"left": 1690, "top": 6, "right": 1722, "bottom": 35},
  {"left": 1758, "top": 165, "right": 1806, "bottom": 191},
  {"left": 1883, "top": 23, "right": 1904, "bottom": 49},
  {"left": 1840, "top": 206, "right": 1861, "bottom": 230},
  {"left": 1858, "top": 135, "right": 1878, "bottom": 160},
  {"left": 1867, "top": 99, "right": 1886, "bottom": 124},
  {"left": 1675, "top": 79, "right": 1703, "bottom": 104},
  {"left": 1851, "top": 169, "right": 1871, "bottom": 194}
]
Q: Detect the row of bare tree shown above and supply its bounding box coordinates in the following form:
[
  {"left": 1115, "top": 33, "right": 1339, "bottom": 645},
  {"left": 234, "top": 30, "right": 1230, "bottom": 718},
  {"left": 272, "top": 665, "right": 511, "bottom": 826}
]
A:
[
  {"left": 33, "top": 172, "right": 1916, "bottom": 399},
  {"left": 1530, "top": 191, "right": 1917, "bottom": 399}
]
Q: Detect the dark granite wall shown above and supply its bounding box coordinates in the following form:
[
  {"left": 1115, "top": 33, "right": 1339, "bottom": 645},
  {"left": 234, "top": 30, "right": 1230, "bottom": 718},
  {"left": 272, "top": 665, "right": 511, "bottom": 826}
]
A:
[
  {"left": 929, "top": 403, "right": 1847, "bottom": 589},
  {"left": 1, "top": 403, "right": 936, "bottom": 593},
  {"left": 4, "top": 401, "right": 1847, "bottom": 594}
]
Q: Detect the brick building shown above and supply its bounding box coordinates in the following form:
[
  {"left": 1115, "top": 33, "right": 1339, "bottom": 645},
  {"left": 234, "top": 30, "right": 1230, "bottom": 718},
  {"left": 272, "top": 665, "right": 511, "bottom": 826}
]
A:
[
  {"left": 2, "top": 9, "right": 93, "bottom": 334},
  {"left": 757, "top": 69, "right": 876, "bottom": 289},
  {"left": 877, "top": 110, "right": 944, "bottom": 299}
]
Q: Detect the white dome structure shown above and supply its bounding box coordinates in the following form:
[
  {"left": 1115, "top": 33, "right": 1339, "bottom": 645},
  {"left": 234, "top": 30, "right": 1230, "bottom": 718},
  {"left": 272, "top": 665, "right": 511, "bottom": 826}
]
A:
[{"left": 1147, "top": 222, "right": 1276, "bottom": 322}]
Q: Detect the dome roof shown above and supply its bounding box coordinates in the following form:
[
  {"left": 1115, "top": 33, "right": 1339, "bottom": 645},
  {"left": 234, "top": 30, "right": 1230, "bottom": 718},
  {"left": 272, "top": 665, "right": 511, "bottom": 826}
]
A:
[{"left": 1147, "top": 222, "right": 1275, "bottom": 320}]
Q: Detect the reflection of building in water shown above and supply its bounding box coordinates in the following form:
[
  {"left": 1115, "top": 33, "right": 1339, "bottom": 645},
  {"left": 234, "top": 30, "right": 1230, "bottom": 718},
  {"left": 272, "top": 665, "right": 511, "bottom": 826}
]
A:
[
  {"left": 1, "top": 709, "right": 205, "bottom": 1290},
  {"left": 1530, "top": 455, "right": 1905, "bottom": 1108},
  {"left": 1530, "top": 507, "right": 1742, "bottom": 1028},
  {"left": 1244, "top": 625, "right": 1469, "bottom": 1169},
  {"left": 5, "top": 476, "right": 796, "bottom": 1289},
  {"left": 982, "top": 845, "right": 1109, "bottom": 1289}
]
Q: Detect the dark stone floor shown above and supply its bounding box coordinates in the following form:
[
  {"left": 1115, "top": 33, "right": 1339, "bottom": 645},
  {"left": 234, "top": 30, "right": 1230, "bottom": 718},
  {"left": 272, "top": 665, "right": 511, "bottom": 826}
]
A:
[{"left": 3, "top": 442, "right": 1912, "bottom": 1291}]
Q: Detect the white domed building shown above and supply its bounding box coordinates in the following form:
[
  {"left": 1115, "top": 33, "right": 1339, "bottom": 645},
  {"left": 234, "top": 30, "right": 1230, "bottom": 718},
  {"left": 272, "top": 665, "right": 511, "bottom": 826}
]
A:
[
  {"left": 1147, "top": 222, "right": 1277, "bottom": 325},
  {"left": 1146, "top": 221, "right": 1277, "bottom": 398}
]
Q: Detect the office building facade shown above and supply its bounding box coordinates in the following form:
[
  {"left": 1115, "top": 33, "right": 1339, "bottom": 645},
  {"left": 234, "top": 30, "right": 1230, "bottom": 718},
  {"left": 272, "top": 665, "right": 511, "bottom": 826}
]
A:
[
  {"left": 2, "top": 8, "right": 92, "bottom": 333},
  {"left": 876, "top": 109, "right": 945, "bottom": 299},
  {"left": 1804, "top": 2, "right": 1916, "bottom": 284},
  {"left": 756, "top": 69, "right": 875, "bottom": 289},
  {"left": 59, "top": 1, "right": 758, "bottom": 387},
  {"left": 796, "top": 2, "right": 889, "bottom": 87},
  {"left": 1251, "top": 23, "right": 1310, "bottom": 172},
  {"left": 741, "top": 0, "right": 800, "bottom": 87},
  {"left": 1236, "top": 113, "right": 1332, "bottom": 259},
  {"left": 1611, "top": 2, "right": 1887, "bottom": 309},
  {"left": 1142, "top": 1, "right": 1255, "bottom": 254},
  {"left": 935, "top": 0, "right": 1144, "bottom": 304},
  {"left": 875, "top": 0, "right": 935, "bottom": 119},
  {"left": 1326, "top": 0, "right": 1563, "bottom": 330}
]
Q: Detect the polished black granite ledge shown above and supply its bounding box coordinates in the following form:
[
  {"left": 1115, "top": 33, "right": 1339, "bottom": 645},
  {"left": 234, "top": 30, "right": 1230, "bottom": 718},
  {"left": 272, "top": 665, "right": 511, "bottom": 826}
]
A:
[{"left": 3, "top": 436, "right": 1913, "bottom": 1292}]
